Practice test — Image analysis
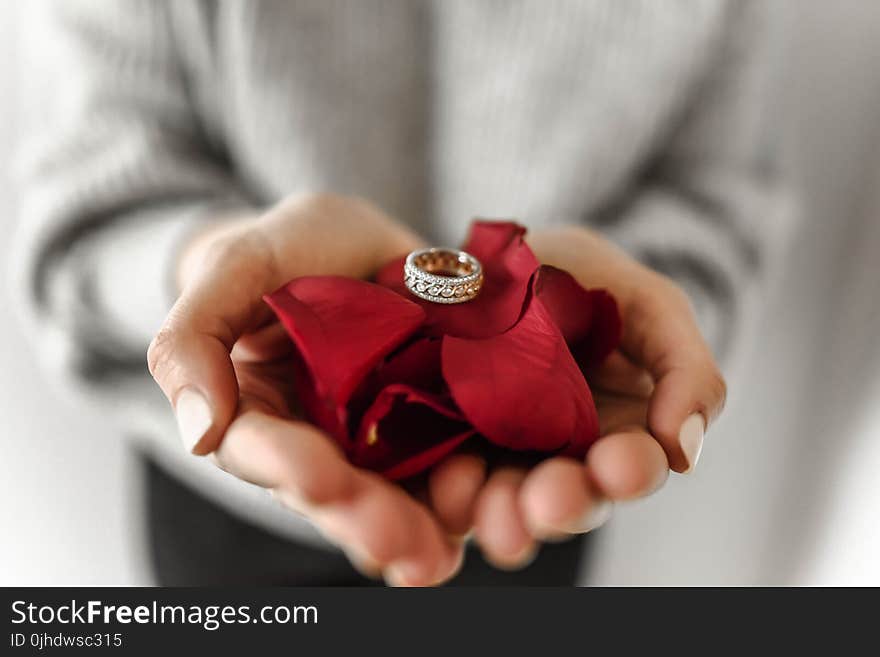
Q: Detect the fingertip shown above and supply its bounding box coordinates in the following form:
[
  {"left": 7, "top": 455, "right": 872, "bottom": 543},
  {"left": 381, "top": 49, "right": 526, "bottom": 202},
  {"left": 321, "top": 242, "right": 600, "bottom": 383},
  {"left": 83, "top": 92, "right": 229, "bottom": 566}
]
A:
[
  {"left": 519, "top": 458, "right": 593, "bottom": 539},
  {"left": 429, "top": 453, "right": 487, "bottom": 536},
  {"left": 587, "top": 431, "right": 669, "bottom": 499},
  {"left": 174, "top": 387, "right": 214, "bottom": 454},
  {"left": 151, "top": 329, "right": 240, "bottom": 456},
  {"left": 647, "top": 372, "right": 701, "bottom": 473},
  {"left": 474, "top": 468, "right": 536, "bottom": 570},
  {"left": 343, "top": 547, "right": 383, "bottom": 580},
  {"left": 481, "top": 542, "right": 539, "bottom": 572},
  {"left": 677, "top": 412, "right": 706, "bottom": 474},
  {"left": 330, "top": 472, "right": 459, "bottom": 586},
  {"left": 385, "top": 541, "right": 465, "bottom": 587}
]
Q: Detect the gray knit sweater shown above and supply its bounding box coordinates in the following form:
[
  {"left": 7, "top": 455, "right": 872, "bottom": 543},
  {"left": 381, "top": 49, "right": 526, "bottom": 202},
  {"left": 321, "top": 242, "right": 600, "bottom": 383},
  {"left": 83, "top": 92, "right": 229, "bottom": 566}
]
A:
[{"left": 13, "top": 0, "right": 781, "bottom": 542}]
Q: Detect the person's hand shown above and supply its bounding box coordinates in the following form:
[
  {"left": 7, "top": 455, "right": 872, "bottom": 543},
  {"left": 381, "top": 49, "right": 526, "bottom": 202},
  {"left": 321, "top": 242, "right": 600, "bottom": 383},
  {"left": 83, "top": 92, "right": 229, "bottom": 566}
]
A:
[
  {"left": 444, "top": 225, "right": 727, "bottom": 568},
  {"left": 148, "top": 194, "right": 467, "bottom": 585},
  {"left": 149, "top": 200, "right": 724, "bottom": 582}
]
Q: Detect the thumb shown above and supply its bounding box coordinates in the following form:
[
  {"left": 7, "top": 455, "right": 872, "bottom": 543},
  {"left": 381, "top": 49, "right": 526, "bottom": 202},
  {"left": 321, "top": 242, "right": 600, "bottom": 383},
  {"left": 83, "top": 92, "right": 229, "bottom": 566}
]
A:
[
  {"left": 148, "top": 229, "right": 279, "bottom": 455},
  {"left": 148, "top": 194, "right": 424, "bottom": 455}
]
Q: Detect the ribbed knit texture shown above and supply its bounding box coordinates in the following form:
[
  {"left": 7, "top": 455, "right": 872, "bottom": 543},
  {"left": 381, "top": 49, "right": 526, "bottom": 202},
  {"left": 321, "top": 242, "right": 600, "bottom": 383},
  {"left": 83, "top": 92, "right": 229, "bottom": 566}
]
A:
[{"left": 12, "top": 0, "right": 782, "bottom": 542}]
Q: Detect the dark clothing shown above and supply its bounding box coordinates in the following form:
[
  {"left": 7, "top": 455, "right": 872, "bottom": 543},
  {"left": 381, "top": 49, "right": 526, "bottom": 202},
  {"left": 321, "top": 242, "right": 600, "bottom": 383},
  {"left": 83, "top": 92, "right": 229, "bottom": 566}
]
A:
[{"left": 144, "top": 456, "right": 590, "bottom": 586}]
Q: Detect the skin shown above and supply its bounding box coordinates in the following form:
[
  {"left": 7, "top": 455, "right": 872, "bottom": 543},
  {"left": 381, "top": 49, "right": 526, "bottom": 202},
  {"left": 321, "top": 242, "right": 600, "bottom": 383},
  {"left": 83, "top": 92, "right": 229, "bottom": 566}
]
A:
[{"left": 148, "top": 193, "right": 726, "bottom": 585}]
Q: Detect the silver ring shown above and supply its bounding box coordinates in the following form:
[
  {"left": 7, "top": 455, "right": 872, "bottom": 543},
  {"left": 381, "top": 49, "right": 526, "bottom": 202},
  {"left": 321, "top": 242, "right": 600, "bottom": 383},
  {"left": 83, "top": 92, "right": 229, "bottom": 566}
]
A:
[{"left": 404, "top": 248, "right": 483, "bottom": 304}]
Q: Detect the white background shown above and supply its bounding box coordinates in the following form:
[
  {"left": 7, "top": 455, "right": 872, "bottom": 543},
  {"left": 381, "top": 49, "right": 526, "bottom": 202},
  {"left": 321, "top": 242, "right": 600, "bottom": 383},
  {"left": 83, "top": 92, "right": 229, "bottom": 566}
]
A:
[
  {"left": 0, "top": 3, "right": 145, "bottom": 585},
  {"left": 2, "top": 1, "right": 879, "bottom": 585}
]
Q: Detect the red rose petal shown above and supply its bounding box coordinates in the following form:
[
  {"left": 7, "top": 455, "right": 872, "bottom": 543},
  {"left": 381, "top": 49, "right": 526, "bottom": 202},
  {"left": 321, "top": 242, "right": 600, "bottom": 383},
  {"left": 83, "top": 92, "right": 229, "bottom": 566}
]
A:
[
  {"left": 534, "top": 265, "right": 622, "bottom": 370},
  {"left": 264, "top": 277, "right": 425, "bottom": 442},
  {"left": 375, "top": 255, "right": 409, "bottom": 296},
  {"left": 375, "top": 221, "right": 540, "bottom": 339},
  {"left": 461, "top": 220, "right": 532, "bottom": 265},
  {"left": 442, "top": 277, "right": 600, "bottom": 455},
  {"left": 382, "top": 430, "right": 474, "bottom": 481},
  {"left": 572, "top": 289, "right": 621, "bottom": 371},
  {"left": 373, "top": 337, "right": 444, "bottom": 394},
  {"left": 352, "top": 384, "right": 473, "bottom": 480},
  {"left": 346, "top": 337, "right": 445, "bottom": 438}
]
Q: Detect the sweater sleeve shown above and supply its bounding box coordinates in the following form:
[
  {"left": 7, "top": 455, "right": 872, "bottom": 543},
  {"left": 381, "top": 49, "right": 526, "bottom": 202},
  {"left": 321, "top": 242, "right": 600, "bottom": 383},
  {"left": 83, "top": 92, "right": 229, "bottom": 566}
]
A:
[
  {"left": 598, "top": 1, "right": 790, "bottom": 358},
  {"left": 12, "top": 0, "right": 257, "bottom": 387}
]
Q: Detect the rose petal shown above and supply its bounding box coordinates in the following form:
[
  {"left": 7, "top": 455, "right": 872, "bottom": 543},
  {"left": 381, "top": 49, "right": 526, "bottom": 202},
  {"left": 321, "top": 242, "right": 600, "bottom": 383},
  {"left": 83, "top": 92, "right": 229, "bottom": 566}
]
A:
[
  {"left": 382, "top": 430, "right": 474, "bottom": 481},
  {"left": 374, "top": 255, "right": 409, "bottom": 296},
  {"left": 264, "top": 277, "right": 425, "bottom": 442},
  {"left": 346, "top": 337, "right": 445, "bottom": 437},
  {"left": 442, "top": 276, "right": 600, "bottom": 455},
  {"left": 352, "top": 384, "right": 473, "bottom": 480},
  {"left": 373, "top": 337, "right": 444, "bottom": 394},
  {"left": 375, "top": 220, "right": 540, "bottom": 339},
  {"left": 534, "top": 265, "right": 622, "bottom": 370},
  {"left": 571, "top": 289, "right": 621, "bottom": 370},
  {"left": 461, "top": 220, "right": 532, "bottom": 265}
]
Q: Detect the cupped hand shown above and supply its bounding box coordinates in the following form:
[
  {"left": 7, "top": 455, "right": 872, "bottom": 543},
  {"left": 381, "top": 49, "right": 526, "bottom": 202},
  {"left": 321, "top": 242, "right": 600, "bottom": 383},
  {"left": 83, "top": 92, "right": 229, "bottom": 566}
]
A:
[
  {"left": 443, "top": 225, "right": 727, "bottom": 569},
  {"left": 148, "top": 194, "right": 466, "bottom": 585},
  {"left": 149, "top": 202, "right": 725, "bottom": 582}
]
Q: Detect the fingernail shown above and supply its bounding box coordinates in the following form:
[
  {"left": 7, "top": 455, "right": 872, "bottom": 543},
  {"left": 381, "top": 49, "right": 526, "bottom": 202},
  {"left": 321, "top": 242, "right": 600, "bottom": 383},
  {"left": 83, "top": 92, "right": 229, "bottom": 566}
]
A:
[
  {"left": 484, "top": 542, "right": 539, "bottom": 571},
  {"left": 565, "top": 500, "right": 613, "bottom": 534},
  {"left": 679, "top": 413, "right": 706, "bottom": 473},
  {"left": 510, "top": 543, "right": 539, "bottom": 567},
  {"left": 344, "top": 547, "right": 382, "bottom": 580},
  {"left": 174, "top": 388, "right": 212, "bottom": 453},
  {"left": 384, "top": 560, "right": 423, "bottom": 587}
]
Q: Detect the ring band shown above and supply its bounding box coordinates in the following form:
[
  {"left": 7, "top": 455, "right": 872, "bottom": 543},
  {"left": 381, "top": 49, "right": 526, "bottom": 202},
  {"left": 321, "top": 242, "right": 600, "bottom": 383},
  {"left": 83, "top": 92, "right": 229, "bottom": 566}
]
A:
[{"left": 404, "top": 248, "right": 483, "bottom": 304}]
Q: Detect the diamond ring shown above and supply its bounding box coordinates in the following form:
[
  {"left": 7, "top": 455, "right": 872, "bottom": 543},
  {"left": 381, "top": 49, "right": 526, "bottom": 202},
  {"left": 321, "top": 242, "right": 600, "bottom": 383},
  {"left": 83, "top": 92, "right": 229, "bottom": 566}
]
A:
[{"left": 403, "top": 248, "right": 483, "bottom": 304}]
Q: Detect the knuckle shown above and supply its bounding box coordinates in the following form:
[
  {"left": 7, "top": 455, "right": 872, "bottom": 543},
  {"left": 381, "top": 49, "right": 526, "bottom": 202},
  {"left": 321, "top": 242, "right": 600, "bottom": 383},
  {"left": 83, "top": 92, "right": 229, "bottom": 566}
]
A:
[
  {"left": 706, "top": 368, "right": 728, "bottom": 416},
  {"left": 205, "top": 230, "right": 278, "bottom": 294},
  {"left": 146, "top": 327, "right": 177, "bottom": 382},
  {"left": 201, "top": 232, "right": 254, "bottom": 270},
  {"left": 302, "top": 191, "right": 343, "bottom": 210},
  {"left": 661, "top": 279, "right": 695, "bottom": 314},
  {"left": 636, "top": 269, "right": 691, "bottom": 312},
  {"left": 286, "top": 191, "right": 360, "bottom": 218}
]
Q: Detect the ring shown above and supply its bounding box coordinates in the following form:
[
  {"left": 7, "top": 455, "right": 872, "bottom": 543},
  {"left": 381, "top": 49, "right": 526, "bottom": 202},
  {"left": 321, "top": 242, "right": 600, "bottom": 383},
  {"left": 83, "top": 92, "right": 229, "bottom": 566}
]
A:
[{"left": 404, "top": 247, "right": 483, "bottom": 304}]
